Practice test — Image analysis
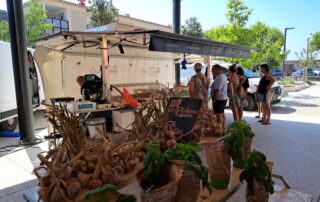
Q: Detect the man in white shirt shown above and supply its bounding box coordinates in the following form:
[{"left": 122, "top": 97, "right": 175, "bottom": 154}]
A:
[{"left": 211, "top": 64, "right": 228, "bottom": 127}]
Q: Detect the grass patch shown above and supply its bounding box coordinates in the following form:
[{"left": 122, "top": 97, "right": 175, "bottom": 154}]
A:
[
  {"left": 278, "top": 78, "right": 295, "bottom": 86},
  {"left": 306, "top": 80, "right": 316, "bottom": 86}
]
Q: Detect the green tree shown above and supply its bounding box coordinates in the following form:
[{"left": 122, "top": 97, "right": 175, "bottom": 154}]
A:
[
  {"left": 87, "top": 0, "right": 119, "bottom": 27},
  {"left": 0, "top": 0, "right": 52, "bottom": 47},
  {"left": 181, "top": 17, "right": 203, "bottom": 38},
  {"left": 295, "top": 48, "right": 318, "bottom": 68},
  {"left": 226, "top": 0, "right": 252, "bottom": 27},
  {"left": 206, "top": 0, "right": 284, "bottom": 68},
  {"left": 310, "top": 32, "right": 320, "bottom": 52},
  {"left": 0, "top": 21, "right": 10, "bottom": 42},
  {"left": 24, "top": 0, "right": 52, "bottom": 47}
]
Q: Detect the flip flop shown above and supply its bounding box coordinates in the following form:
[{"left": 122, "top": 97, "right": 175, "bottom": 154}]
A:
[
  {"left": 255, "top": 116, "right": 260, "bottom": 118},
  {"left": 257, "top": 120, "right": 263, "bottom": 122},
  {"left": 262, "top": 122, "right": 271, "bottom": 125}
]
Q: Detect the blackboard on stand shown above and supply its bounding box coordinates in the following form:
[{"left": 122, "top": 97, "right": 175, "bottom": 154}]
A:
[{"left": 167, "top": 97, "right": 202, "bottom": 141}]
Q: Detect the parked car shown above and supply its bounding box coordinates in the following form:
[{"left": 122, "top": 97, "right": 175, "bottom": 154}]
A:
[
  {"left": 313, "top": 68, "right": 320, "bottom": 76},
  {"left": 271, "top": 69, "right": 282, "bottom": 77},
  {"left": 292, "top": 68, "right": 317, "bottom": 76}
]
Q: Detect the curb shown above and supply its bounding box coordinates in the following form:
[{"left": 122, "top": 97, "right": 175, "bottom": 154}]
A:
[{"left": 282, "top": 83, "right": 310, "bottom": 92}]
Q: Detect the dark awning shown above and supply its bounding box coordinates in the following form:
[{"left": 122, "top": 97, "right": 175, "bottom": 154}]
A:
[
  {"left": 34, "top": 30, "right": 257, "bottom": 58},
  {"left": 149, "top": 31, "right": 256, "bottom": 58}
]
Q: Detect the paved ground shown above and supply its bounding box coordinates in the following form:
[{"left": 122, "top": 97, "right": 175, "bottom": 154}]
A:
[{"left": 0, "top": 84, "right": 320, "bottom": 201}]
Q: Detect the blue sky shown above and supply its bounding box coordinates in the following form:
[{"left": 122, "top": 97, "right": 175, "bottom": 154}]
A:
[{"left": 1, "top": 0, "right": 319, "bottom": 60}]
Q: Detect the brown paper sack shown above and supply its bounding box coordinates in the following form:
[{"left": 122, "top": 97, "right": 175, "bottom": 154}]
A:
[
  {"left": 171, "top": 160, "right": 200, "bottom": 202},
  {"left": 200, "top": 139, "right": 231, "bottom": 181},
  {"left": 137, "top": 165, "right": 183, "bottom": 202}
]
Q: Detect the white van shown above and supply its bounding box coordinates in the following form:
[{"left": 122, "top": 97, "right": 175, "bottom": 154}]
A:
[{"left": 0, "top": 41, "right": 43, "bottom": 132}]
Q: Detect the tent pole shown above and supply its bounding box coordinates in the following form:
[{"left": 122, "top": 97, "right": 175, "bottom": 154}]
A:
[
  {"left": 101, "top": 35, "right": 111, "bottom": 103},
  {"left": 6, "top": 0, "right": 35, "bottom": 142}
]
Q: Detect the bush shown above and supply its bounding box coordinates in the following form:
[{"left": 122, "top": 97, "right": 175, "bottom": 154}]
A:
[
  {"left": 306, "top": 80, "right": 316, "bottom": 86},
  {"left": 278, "top": 78, "right": 295, "bottom": 86}
]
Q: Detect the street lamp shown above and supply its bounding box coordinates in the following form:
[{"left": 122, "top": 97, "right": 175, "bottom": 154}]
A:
[{"left": 282, "top": 27, "right": 295, "bottom": 75}]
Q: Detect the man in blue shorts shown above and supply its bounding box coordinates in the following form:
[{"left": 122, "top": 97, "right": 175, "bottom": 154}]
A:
[{"left": 211, "top": 64, "right": 228, "bottom": 127}]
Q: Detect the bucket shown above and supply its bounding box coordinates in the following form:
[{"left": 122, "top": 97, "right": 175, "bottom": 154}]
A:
[{"left": 88, "top": 118, "right": 106, "bottom": 139}]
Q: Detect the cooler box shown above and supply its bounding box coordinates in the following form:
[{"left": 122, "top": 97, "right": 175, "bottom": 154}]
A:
[{"left": 112, "top": 109, "right": 135, "bottom": 132}]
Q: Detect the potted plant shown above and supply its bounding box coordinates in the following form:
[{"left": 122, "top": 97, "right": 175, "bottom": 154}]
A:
[
  {"left": 138, "top": 141, "right": 182, "bottom": 202},
  {"left": 167, "top": 143, "right": 211, "bottom": 201},
  {"left": 226, "top": 120, "right": 255, "bottom": 168},
  {"left": 239, "top": 151, "right": 274, "bottom": 202},
  {"left": 200, "top": 137, "right": 231, "bottom": 190},
  {"left": 85, "top": 184, "right": 137, "bottom": 202}
]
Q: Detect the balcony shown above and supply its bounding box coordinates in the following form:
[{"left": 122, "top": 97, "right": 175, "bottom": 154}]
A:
[{"left": 45, "top": 18, "right": 69, "bottom": 35}]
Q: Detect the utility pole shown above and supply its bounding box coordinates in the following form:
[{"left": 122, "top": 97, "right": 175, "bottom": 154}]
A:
[
  {"left": 282, "top": 27, "right": 294, "bottom": 76},
  {"left": 173, "top": 0, "right": 181, "bottom": 85}
]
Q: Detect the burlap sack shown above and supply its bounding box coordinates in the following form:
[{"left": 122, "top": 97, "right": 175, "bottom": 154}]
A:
[
  {"left": 171, "top": 160, "right": 200, "bottom": 202},
  {"left": 246, "top": 179, "right": 269, "bottom": 202},
  {"left": 200, "top": 138, "right": 231, "bottom": 189},
  {"left": 137, "top": 165, "right": 182, "bottom": 202},
  {"left": 234, "top": 138, "right": 252, "bottom": 168}
]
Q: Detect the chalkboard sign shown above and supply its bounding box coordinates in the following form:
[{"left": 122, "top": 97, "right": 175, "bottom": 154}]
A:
[{"left": 167, "top": 97, "right": 202, "bottom": 141}]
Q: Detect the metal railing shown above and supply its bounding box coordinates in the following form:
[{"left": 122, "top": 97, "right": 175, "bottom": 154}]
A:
[{"left": 45, "top": 18, "right": 69, "bottom": 35}]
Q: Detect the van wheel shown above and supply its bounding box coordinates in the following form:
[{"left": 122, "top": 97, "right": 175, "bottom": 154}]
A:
[
  {"left": 244, "top": 95, "right": 256, "bottom": 111},
  {"left": 0, "top": 117, "right": 18, "bottom": 132}
]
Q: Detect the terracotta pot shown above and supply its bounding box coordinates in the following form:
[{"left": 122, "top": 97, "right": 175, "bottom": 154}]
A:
[
  {"left": 171, "top": 160, "right": 200, "bottom": 202},
  {"left": 200, "top": 138, "right": 231, "bottom": 189},
  {"left": 246, "top": 179, "right": 269, "bottom": 202}
]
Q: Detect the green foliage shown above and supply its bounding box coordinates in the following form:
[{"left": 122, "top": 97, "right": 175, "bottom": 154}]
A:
[
  {"left": 306, "top": 80, "right": 316, "bottom": 86},
  {"left": 0, "top": 21, "right": 9, "bottom": 42},
  {"left": 310, "top": 32, "right": 320, "bottom": 52},
  {"left": 226, "top": 0, "right": 252, "bottom": 27},
  {"left": 278, "top": 78, "right": 295, "bottom": 86},
  {"left": 166, "top": 143, "right": 211, "bottom": 194},
  {"left": 24, "top": 0, "right": 52, "bottom": 47},
  {"left": 141, "top": 141, "right": 169, "bottom": 192},
  {"left": 182, "top": 17, "right": 204, "bottom": 38},
  {"left": 295, "top": 48, "right": 318, "bottom": 69},
  {"left": 87, "top": 0, "right": 119, "bottom": 27},
  {"left": 223, "top": 130, "right": 245, "bottom": 160},
  {"left": 226, "top": 120, "right": 255, "bottom": 139},
  {"left": 0, "top": 0, "right": 52, "bottom": 47},
  {"left": 206, "top": 0, "right": 285, "bottom": 69},
  {"left": 85, "top": 184, "right": 136, "bottom": 202},
  {"left": 239, "top": 151, "right": 274, "bottom": 195}
]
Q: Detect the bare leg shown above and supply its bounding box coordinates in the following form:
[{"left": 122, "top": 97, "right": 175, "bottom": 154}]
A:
[
  {"left": 257, "top": 102, "right": 262, "bottom": 117},
  {"left": 264, "top": 101, "right": 272, "bottom": 123},
  {"left": 216, "top": 113, "right": 223, "bottom": 125},
  {"left": 231, "top": 106, "right": 239, "bottom": 122},
  {"left": 262, "top": 102, "right": 267, "bottom": 122},
  {"left": 222, "top": 113, "right": 226, "bottom": 128},
  {"left": 239, "top": 100, "right": 244, "bottom": 120}
]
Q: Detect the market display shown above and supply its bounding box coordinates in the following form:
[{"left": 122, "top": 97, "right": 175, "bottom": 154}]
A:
[{"left": 33, "top": 105, "right": 146, "bottom": 202}]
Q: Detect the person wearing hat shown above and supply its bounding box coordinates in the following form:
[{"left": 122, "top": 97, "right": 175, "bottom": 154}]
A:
[{"left": 188, "top": 63, "right": 209, "bottom": 104}]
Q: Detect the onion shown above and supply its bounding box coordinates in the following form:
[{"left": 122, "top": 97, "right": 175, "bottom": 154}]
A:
[
  {"left": 101, "top": 170, "right": 115, "bottom": 184},
  {"left": 114, "top": 165, "right": 124, "bottom": 175},
  {"left": 50, "top": 186, "right": 63, "bottom": 201},
  {"left": 88, "top": 179, "right": 102, "bottom": 190},
  {"left": 77, "top": 172, "right": 91, "bottom": 187},
  {"left": 166, "top": 139, "right": 177, "bottom": 150},
  {"left": 67, "top": 181, "right": 81, "bottom": 199},
  {"left": 40, "top": 175, "right": 52, "bottom": 187},
  {"left": 59, "top": 166, "right": 72, "bottom": 179}
]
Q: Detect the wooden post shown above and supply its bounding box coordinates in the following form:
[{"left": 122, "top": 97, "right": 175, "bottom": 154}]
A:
[{"left": 101, "top": 35, "right": 111, "bottom": 102}]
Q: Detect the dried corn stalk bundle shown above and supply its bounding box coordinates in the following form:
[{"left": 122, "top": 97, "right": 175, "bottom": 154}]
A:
[{"left": 34, "top": 105, "right": 147, "bottom": 202}]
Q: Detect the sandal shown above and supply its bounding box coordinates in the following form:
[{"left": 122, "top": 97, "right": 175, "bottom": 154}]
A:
[
  {"left": 255, "top": 115, "right": 260, "bottom": 118},
  {"left": 261, "top": 122, "right": 271, "bottom": 125},
  {"left": 257, "top": 120, "right": 263, "bottom": 122}
]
